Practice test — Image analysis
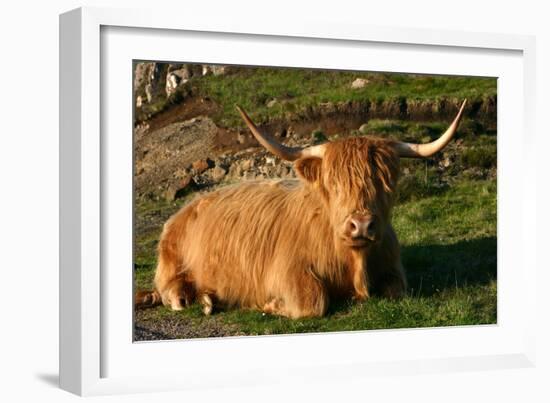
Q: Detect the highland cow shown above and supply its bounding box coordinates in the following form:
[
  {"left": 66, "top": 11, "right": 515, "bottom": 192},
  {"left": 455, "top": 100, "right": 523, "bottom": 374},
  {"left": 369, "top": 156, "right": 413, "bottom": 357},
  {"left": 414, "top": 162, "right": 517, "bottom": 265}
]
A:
[{"left": 136, "top": 100, "right": 467, "bottom": 318}]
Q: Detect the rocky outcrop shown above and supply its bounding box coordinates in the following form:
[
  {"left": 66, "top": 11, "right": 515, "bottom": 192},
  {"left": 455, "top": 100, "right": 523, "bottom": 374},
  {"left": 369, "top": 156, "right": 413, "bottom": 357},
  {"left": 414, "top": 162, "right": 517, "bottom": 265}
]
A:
[
  {"left": 134, "top": 62, "right": 238, "bottom": 117},
  {"left": 165, "top": 64, "right": 203, "bottom": 97},
  {"left": 134, "top": 116, "right": 304, "bottom": 201},
  {"left": 134, "top": 116, "right": 218, "bottom": 200}
]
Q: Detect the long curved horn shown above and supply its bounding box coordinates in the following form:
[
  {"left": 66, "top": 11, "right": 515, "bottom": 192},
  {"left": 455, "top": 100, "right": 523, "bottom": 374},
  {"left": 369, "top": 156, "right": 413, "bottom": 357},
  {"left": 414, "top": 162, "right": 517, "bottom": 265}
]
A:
[
  {"left": 236, "top": 105, "right": 326, "bottom": 161},
  {"left": 394, "top": 99, "right": 467, "bottom": 158}
]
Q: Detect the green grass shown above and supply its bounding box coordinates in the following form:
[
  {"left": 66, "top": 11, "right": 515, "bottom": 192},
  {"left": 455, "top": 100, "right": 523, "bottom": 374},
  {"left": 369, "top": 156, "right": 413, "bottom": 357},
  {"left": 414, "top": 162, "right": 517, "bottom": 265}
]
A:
[
  {"left": 134, "top": 178, "right": 497, "bottom": 337},
  {"left": 134, "top": 66, "right": 497, "bottom": 339},
  {"left": 220, "top": 283, "right": 496, "bottom": 335},
  {"left": 192, "top": 68, "right": 496, "bottom": 127}
]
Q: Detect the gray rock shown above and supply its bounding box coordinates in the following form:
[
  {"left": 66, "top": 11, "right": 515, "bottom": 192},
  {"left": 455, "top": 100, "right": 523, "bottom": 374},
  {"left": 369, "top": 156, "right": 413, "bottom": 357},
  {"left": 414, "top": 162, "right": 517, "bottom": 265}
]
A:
[
  {"left": 145, "top": 83, "right": 153, "bottom": 103},
  {"left": 351, "top": 78, "right": 369, "bottom": 89},
  {"left": 192, "top": 158, "right": 213, "bottom": 174},
  {"left": 134, "top": 117, "right": 218, "bottom": 199},
  {"left": 266, "top": 99, "right": 278, "bottom": 108},
  {"left": 164, "top": 175, "right": 196, "bottom": 201},
  {"left": 165, "top": 73, "right": 184, "bottom": 96},
  {"left": 211, "top": 166, "right": 227, "bottom": 182},
  {"left": 359, "top": 123, "right": 370, "bottom": 134},
  {"left": 165, "top": 64, "right": 202, "bottom": 97}
]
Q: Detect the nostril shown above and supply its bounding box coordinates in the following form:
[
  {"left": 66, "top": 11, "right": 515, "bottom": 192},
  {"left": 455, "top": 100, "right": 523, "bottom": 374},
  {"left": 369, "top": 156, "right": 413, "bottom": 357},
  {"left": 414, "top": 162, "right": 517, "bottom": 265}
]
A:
[
  {"left": 367, "top": 219, "right": 376, "bottom": 235},
  {"left": 347, "top": 215, "right": 377, "bottom": 240},
  {"left": 349, "top": 219, "right": 359, "bottom": 236}
]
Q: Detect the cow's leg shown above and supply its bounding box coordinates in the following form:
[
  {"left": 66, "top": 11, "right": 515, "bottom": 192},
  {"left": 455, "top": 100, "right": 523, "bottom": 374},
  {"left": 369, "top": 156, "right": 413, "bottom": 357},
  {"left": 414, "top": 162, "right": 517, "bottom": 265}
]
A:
[
  {"left": 158, "top": 272, "right": 196, "bottom": 311},
  {"left": 198, "top": 291, "right": 216, "bottom": 316},
  {"left": 134, "top": 289, "right": 162, "bottom": 308},
  {"left": 376, "top": 262, "right": 407, "bottom": 299},
  {"left": 368, "top": 225, "right": 407, "bottom": 299},
  {"left": 267, "top": 268, "right": 328, "bottom": 319},
  {"left": 152, "top": 202, "right": 201, "bottom": 311},
  {"left": 154, "top": 233, "right": 195, "bottom": 310},
  {"left": 350, "top": 249, "right": 369, "bottom": 301},
  {"left": 262, "top": 297, "right": 285, "bottom": 316}
]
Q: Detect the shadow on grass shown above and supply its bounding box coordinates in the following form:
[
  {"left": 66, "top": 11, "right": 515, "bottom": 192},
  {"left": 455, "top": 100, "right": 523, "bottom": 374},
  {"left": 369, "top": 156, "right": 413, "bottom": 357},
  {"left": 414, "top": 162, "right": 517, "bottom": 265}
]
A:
[
  {"left": 313, "top": 237, "right": 497, "bottom": 317},
  {"left": 402, "top": 236, "right": 496, "bottom": 297},
  {"left": 321, "top": 237, "right": 497, "bottom": 320}
]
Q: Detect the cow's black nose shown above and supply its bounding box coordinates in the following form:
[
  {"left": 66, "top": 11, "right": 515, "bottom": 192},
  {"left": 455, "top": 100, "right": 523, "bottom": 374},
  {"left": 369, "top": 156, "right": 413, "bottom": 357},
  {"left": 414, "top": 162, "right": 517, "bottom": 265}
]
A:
[{"left": 348, "top": 215, "right": 376, "bottom": 240}]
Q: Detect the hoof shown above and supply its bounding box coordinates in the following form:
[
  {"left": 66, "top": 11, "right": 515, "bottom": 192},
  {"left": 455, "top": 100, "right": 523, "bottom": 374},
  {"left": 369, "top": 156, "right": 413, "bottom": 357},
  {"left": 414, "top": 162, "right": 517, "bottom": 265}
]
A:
[
  {"left": 262, "top": 298, "right": 284, "bottom": 315},
  {"left": 352, "top": 292, "right": 369, "bottom": 302},
  {"left": 200, "top": 294, "right": 213, "bottom": 316}
]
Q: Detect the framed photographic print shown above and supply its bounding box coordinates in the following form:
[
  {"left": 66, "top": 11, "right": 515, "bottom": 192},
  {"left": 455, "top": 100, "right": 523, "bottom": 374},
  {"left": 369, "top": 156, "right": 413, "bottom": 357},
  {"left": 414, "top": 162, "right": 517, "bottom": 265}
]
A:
[{"left": 60, "top": 6, "right": 537, "bottom": 396}]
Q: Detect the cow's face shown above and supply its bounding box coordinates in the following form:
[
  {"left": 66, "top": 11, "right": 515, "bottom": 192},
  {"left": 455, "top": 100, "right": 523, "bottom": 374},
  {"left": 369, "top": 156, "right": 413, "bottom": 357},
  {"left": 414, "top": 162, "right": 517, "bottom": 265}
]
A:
[{"left": 295, "top": 138, "right": 399, "bottom": 248}]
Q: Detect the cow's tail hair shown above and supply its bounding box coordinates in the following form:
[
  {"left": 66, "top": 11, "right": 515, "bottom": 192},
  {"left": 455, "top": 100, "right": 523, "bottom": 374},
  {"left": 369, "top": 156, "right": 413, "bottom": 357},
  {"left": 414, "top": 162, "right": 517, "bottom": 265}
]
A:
[{"left": 135, "top": 289, "right": 162, "bottom": 309}]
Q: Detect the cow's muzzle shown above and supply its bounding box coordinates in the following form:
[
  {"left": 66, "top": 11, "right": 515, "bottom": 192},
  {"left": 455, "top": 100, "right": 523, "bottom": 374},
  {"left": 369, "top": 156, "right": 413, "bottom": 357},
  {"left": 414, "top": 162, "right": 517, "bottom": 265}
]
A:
[{"left": 343, "top": 214, "right": 377, "bottom": 247}]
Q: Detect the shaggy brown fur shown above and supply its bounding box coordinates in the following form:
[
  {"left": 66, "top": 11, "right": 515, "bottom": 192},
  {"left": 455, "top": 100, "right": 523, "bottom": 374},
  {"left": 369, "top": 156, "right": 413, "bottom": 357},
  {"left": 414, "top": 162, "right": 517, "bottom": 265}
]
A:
[{"left": 135, "top": 136, "right": 407, "bottom": 318}]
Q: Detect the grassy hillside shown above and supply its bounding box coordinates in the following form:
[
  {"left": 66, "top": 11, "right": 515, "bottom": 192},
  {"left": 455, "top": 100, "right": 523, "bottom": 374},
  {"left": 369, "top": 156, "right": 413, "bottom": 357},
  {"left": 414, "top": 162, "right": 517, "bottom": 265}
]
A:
[{"left": 195, "top": 68, "right": 496, "bottom": 126}]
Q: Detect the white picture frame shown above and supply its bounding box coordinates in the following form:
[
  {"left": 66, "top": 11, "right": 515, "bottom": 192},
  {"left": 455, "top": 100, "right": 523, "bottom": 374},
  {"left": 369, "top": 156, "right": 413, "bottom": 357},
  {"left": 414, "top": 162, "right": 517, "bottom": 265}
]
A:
[{"left": 59, "top": 6, "right": 537, "bottom": 396}]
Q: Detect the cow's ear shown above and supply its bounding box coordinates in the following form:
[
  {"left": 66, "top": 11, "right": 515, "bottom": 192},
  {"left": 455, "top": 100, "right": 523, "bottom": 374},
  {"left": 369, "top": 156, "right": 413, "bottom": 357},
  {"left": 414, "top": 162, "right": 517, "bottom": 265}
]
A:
[{"left": 295, "top": 157, "right": 322, "bottom": 184}]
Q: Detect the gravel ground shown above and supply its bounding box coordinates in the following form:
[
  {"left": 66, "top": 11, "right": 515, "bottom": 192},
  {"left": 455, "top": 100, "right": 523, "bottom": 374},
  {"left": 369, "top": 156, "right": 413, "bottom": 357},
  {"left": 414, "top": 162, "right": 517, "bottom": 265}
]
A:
[{"left": 134, "top": 309, "right": 244, "bottom": 341}]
